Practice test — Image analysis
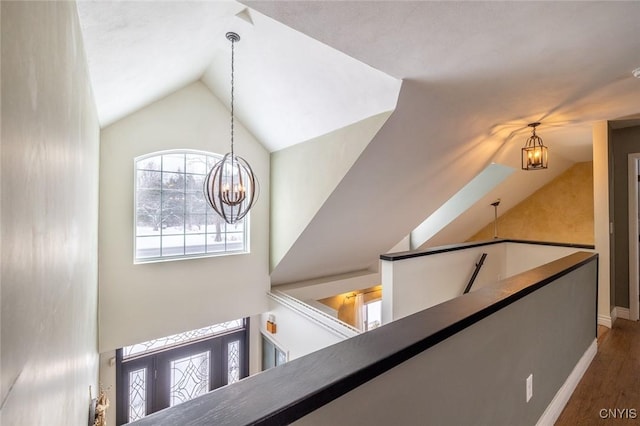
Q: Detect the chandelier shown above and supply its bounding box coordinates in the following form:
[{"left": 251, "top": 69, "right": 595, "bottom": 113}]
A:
[
  {"left": 204, "top": 32, "right": 259, "bottom": 224},
  {"left": 521, "top": 122, "right": 548, "bottom": 170}
]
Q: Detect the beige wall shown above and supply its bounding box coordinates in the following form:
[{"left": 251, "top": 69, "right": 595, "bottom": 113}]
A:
[
  {"left": 1, "top": 1, "right": 100, "bottom": 424},
  {"left": 469, "top": 162, "right": 594, "bottom": 245},
  {"left": 98, "top": 82, "right": 270, "bottom": 421},
  {"left": 592, "top": 122, "right": 613, "bottom": 325},
  {"left": 99, "top": 82, "right": 270, "bottom": 353}
]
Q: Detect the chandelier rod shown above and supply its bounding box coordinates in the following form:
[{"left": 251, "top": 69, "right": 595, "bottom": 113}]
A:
[{"left": 230, "top": 33, "right": 236, "bottom": 158}]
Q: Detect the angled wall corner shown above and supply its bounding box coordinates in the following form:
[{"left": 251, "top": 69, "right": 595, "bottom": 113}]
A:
[
  {"left": 270, "top": 110, "right": 394, "bottom": 273},
  {"left": 410, "top": 163, "right": 515, "bottom": 250}
]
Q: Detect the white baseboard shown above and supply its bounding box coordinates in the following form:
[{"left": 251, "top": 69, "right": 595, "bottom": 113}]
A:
[
  {"left": 597, "top": 313, "right": 612, "bottom": 328},
  {"left": 615, "top": 306, "right": 630, "bottom": 320},
  {"left": 536, "top": 339, "right": 597, "bottom": 426}
]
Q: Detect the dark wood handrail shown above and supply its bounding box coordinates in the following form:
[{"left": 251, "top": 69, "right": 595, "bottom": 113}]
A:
[{"left": 380, "top": 238, "right": 594, "bottom": 262}]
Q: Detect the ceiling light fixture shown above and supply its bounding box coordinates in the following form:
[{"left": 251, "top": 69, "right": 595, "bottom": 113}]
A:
[
  {"left": 204, "top": 32, "right": 259, "bottom": 224},
  {"left": 490, "top": 199, "right": 500, "bottom": 239},
  {"left": 521, "top": 122, "right": 548, "bottom": 171}
]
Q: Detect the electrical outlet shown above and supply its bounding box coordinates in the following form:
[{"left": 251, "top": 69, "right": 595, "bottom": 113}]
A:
[{"left": 526, "top": 374, "right": 533, "bottom": 402}]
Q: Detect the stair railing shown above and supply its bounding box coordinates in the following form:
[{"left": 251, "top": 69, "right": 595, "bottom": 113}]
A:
[{"left": 463, "top": 253, "right": 487, "bottom": 294}]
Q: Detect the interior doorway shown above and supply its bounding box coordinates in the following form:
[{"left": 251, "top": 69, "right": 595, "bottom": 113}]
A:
[{"left": 627, "top": 154, "right": 640, "bottom": 320}]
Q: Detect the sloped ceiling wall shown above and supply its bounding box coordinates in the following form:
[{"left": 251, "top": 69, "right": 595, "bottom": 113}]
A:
[
  {"left": 271, "top": 111, "right": 394, "bottom": 272},
  {"left": 271, "top": 80, "right": 513, "bottom": 284},
  {"left": 410, "top": 163, "right": 515, "bottom": 250},
  {"left": 200, "top": 7, "right": 401, "bottom": 152}
]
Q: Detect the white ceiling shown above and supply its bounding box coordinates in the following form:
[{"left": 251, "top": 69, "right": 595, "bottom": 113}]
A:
[
  {"left": 76, "top": 1, "right": 240, "bottom": 127},
  {"left": 74, "top": 0, "right": 640, "bottom": 164},
  {"left": 76, "top": 0, "right": 400, "bottom": 151},
  {"left": 75, "top": 1, "right": 640, "bottom": 285},
  {"left": 246, "top": 0, "right": 640, "bottom": 156}
]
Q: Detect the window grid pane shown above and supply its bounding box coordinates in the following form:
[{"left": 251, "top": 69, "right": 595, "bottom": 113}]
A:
[
  {"left": 170, "top": 351, "right": 210, "bottom": 407},
  {"left": 136, "top": 236, "right": 160, "bottom": 259},
  {"left": 128, "top": 368, "right": 147, "bottom": 422},
  {"left": 135, "top": 150, "right": 248, "bottom": 262}
]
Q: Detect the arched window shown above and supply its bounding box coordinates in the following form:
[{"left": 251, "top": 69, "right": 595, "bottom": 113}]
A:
[{"left": 134, "top": 150, "right": 248, "bottom": 262}]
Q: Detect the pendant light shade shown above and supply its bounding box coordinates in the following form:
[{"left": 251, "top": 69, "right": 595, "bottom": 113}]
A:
[
  {"left": 204, "top": 32, "right": 259, "bottom": 224},
  {"left": 521, "top": 122, "right": 548, "bottom": 170}
]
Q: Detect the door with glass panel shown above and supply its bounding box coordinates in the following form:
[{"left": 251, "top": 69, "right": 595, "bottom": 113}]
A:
[{"left": 116, "top": 319, "right": 248, "bottom": 425}]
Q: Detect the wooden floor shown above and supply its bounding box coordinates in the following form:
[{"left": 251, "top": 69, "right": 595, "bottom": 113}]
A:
[{"left": 556, "top": 319, "right": 640, "bottom": 425}]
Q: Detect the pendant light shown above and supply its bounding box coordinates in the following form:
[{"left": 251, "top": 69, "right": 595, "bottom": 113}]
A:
[
  {"left": 204, "top": 32, "right": 259, "bottom": 224},
  {"left": 521, "top": 122, "right": 548, "bottom": 170}
]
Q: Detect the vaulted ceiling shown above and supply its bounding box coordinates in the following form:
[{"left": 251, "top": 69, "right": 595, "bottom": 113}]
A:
[
  {"left": 76, "top": 1, "right": 400, "bottom": 151},
  {"left": 77, "top": 1, "right": 640, "bottom": 286}
]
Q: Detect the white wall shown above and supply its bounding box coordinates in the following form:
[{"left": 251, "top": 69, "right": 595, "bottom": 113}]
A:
[
  {"left": 504, "top": 243, "right": 585, "bottom": 277},
  {"left": 98, "top": 81, "right": 270, "bottom": 352},
  {"left": 1, "top": 1, "right": 100, "bottom": 424},
  {"left": 382, "top": 242, "right": 587, "bottom": 321},
  {"left": 383, "top": 244, "right": 507, "bottom": 321},
  {"left": 259, "top": 298, "right": 346, "bottom": 362}
]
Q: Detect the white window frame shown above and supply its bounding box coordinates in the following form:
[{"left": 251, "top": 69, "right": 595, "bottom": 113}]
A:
[{"left": 133, "top": 149, "right": 249, "bottom": 263}]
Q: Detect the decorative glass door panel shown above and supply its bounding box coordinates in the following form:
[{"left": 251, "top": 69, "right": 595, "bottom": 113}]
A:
[
  {"left": 170, "top": 351, "right": 210, "bottom": 406},
  {"left": 128, "top": 368, "right": 147, "bottom": 422},
  {"left": 227, "top": 340, "right": 240, "bottom": 384},
  {"left": 117, "top": 319, "right": 249, "bottom": 425}
]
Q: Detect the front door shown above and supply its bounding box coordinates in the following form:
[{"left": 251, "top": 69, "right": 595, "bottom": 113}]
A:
[{"left": 116, "top": 319, "right": 249, "bottom": 424}]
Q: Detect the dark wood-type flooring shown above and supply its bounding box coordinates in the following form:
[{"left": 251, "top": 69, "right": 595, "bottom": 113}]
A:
[{"left": 556, "top": 319, "right": 640, "bottom": 425}]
